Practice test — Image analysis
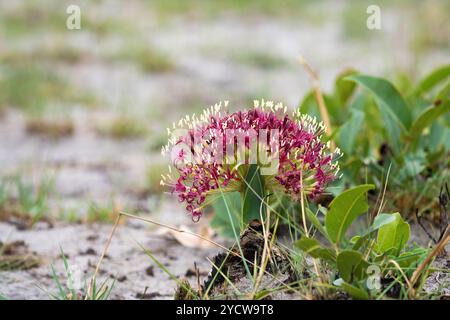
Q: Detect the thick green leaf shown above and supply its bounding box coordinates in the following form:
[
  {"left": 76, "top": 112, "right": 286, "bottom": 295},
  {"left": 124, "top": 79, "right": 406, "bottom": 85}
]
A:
[
  {"left": 350, "top": 235, "right": 365, "bottom": 251},
  {"left": 346, "top": 74, "right": 412, "bottom": 129},
  {"left": 298, "top": 91, "right": 320, "bottom": 119},
  {"left": 399, "top": 153, "right": 426, "bottom": 178},
  {"left": 339, "top": 109, "right": 364, "bottom": 154},
  {"left": 346, "top": 75, "right": 412, "bottom": 154},
  {"left": 242, "top": 164, "right": 265, "bottom": 223},
  {"left": 409, "top": 101, "right": 450, "bottom": 141},
  {"left": 295, "top": 237, "right": 336, "bottom": 263},
  {"left": 395, "top": 247, "right": 429, "bottom": 269},
  {"left": 435, "top": 80, "right": 450, "bottom": 103},
  {"left": 210, "top": 192, "right": 242, "bottom": 238},
  {"left": 413, "top": 64, "right": 450, "bottom": 96},
  {"left": 337, "top": 250, "right": 369, "bottom": 283},
  {"left": 369, "top": 213, "right": 397, "bottom": 233},
  {"left": 340, "top": 282, "right": 369, "bottom": 300},
  {"left": 429, "top": 123, "right": 450, "bottom": 152},
  {"left": 370, "top": 100, "right": 406, "bottom": 153},
  {"left": 377, "top": 212, "right": 410, "bottom": 255},
  {"left": 335, "top": 69, "right": 358, "bottom": 105},
  {"left": 350, "top": 214, "right": 397, "bottom": 251},
  {"left": 325, "top": 184, "right": 374, "bottom": 245}
]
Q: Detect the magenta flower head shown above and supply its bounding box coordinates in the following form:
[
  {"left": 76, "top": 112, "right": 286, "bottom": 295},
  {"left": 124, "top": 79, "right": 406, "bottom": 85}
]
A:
[{"left": 161, "top": 100, "right": 341, "bottom": 221}]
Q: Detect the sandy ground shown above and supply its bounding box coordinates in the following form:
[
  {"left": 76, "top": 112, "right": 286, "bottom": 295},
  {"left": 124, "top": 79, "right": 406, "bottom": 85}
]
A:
[
  {"left": 1, "top": 219, "right": 448, "bottom": 300},
  {"left": 0, "top": 218, "right": 220, "bottom": 300}
]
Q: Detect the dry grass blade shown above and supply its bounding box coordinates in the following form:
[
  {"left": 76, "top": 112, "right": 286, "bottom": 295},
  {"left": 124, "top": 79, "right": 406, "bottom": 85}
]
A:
[
  {"left": 298, "top": 55, "right": 334, "bottom": 150},
  {"left": 251, "top": 203, "right": 278, "bottom": 298},
  {"left": 88, "top": 210, "right": 298, "bottom": 299}
]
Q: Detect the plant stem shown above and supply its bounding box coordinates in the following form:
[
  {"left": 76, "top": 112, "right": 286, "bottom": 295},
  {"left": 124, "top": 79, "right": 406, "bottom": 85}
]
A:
[{"left": 298, "top": 55, "right": 335, "bottom": 151}]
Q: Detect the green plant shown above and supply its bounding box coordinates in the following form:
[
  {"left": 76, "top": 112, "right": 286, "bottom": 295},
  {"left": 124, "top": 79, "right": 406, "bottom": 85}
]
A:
[
  {"left": 211, "top": 192, "right": 241, "bottom": 238},
  {"left": 58, "top": 206, "right": 82, "bottom": 223},
  {"left": 110, "top": 44, "right": 174, "bottom": 73},
  {"left": 300, "top": 65, "right": 450, "bottom": 218},
  {"left": 295, "top": 184, "right": 431, "bottom": 299},
  {"left": 0, "top": 175, "right": 54, "bottom": 228},
  {"left": 86, "top": 200, "right": 117, "bottom": 223},
  {"left": 96, "top": 116, "right": 148, "bottom": 139},
  {"left": 146, "top": 163, "right": 168, "bottom": 194},
  {"left": 0, "top": 179, "right": 7, "bottom": 208},
  {"left": 0, "top": 61, "right": 99, "bottom": 113},
  {"left": 148, "top": 0, "right": 320, "bottom": 20},
  {"left": 162, "top": 100, "right": 339, "bottom": 226},
  {"left": 15, "top": 175, "right": 53, "bottom": 226},
  {"left": 41, "top": 248, "right": 114, "bottom": 300},
  {"left": 232, "top": 50, "right": 288, "bottom": 70}
]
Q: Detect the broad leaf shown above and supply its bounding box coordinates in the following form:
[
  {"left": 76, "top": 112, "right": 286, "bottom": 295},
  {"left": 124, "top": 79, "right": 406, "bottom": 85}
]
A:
[
  {"left": 368, "top": 213, "right": 397, "bottom": 233},
  {"left": 350, "top": 235, "right": 364, "bottom": 251},
  {"left": 428, "top": 123, "right": 450, "bottom": 152},
  {"left": 334, "top": 68, "right": 358, "bottom": 105},
  {"left": 340, "top": 282, "right": 369, "bottom": 300},
  {"left": 409, "top": 101, "right": 450, "bottom": 142},
  {"left": 337, "top": 250, "right": 369, "bottom": 283},
  {"left": 211, "top": 192, "right": 242, "bottom": 238},
  {"left": 346, "top": 75, "right": 412, "bottom": 154},
  {"left": 399, "top": 153, "right": 426, "bottom": 178},
  {"left": 435, "top": 80, "right": 450, "bottom": 103},
  {"left": 346, "top": 74, "right": 412, "bottom": 129},
  {"left": 339, "top": 109, "right": 364, "bottom": 154},
  {"left": 242, "top": 164, "right": 265, "bottom": 223},
  {"left": 295, "top": 237, "right": 336, "bottom": 263},
  {"left": 350, "top": 214, "right": 398, "bottom": 251},
  {"left": 298, "top": 91, "right": 321, "bottom": 119},
  {"left": 377, "top": 212, "right": 410, "bottom": 255},
  {"left": 395, "top": 247, "right": 429, "bottom": 269},
  {"left": 413, "top": 64, "right": 450, "bottom": 96},
  {"left": 325, "top": 184, "right": 374, "bottom": 245}
]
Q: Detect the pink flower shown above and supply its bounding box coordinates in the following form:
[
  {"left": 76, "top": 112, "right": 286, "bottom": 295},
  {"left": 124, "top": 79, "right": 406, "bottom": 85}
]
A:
[{"left": 161, "top": 100, "right": 341, "bottom": 220}]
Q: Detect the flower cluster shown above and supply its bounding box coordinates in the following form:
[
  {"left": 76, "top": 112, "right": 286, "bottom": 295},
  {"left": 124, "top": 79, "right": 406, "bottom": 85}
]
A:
[{"left": 161, "top": 100, "right": 341, "bottom": 220}]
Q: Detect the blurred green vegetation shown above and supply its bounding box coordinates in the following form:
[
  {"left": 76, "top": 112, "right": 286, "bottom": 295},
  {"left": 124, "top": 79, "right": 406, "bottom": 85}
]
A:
[
  {"left": 0, "top": 60, "right": 99, "bottom": 113},
  {"left": 146, "top": 0, "right": 316, "bottom": 17},
  {"left": 340, "top": 0, "right": 450, "bottom": 49},
  {"left": 0, "top": 0, "right": 447, "bottom": 117},
  {"left": 109, "top": 44, "right": 174, "bottom": 73},
  {"left": 146, "top": 163, "right": 167, "bottom": 194},
  {"left": 86, "top": 199, "right": 117, "bottom": 223},
  {"left": 231, "top": 50, "right": 289, "bottom": 70},
  {"left": 0, "top": 175, "right": 54, "bottom": 228},
  {"left": 95, "top": 115, "right": 148, "bottom": 139},
  {"left": 0, "top": 1, "right": 134, "bottom": 38},
  {"left": 300, "top": 64, "right": 450, "bottom": 219}
]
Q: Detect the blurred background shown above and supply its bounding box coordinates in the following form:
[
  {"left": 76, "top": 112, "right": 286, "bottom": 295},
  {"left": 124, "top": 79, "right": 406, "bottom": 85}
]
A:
[
  {"left": 0, "top": 0, "right": 450, "bottom": 299},
  {"left": 1, "top": 0, "right": 449, "bottom": 224}
]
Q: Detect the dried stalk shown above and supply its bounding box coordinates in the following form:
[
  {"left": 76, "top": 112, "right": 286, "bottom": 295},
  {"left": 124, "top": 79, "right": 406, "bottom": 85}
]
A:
[
  {"left": 409, "top": 225, "right": 450, "bottom": 298},
  {"left": 298, "top": 55, "right": 334, "bottom": 150},
  {"left": 89, "top": 211, "right": 297, "bottom": 299}
]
